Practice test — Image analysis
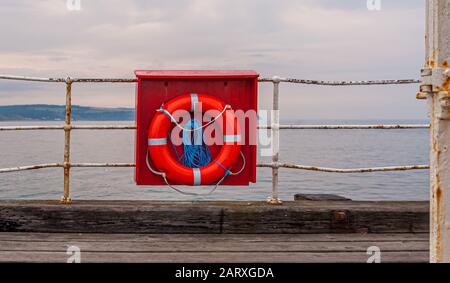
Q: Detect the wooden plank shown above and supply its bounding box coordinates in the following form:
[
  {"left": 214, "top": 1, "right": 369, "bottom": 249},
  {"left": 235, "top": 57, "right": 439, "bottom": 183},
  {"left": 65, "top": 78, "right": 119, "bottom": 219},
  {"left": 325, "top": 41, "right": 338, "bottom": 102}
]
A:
[
  {"left": 0, "top": 232, "right": 429, "bottom": 243},
  {"left": 0, "top": 199, "right": 429, "bottom": 211},
  {"left": 0, "top": 232, "right": 429, "bottom": 263},
  {"left": 0, "top": 200, "right": 429, "bottom": 234},
  {"left": 0, "top": 251, "right": 428, "bottom": 263},
  {"left": 0, "top": 239, "right": 428, "bottom": 252}
]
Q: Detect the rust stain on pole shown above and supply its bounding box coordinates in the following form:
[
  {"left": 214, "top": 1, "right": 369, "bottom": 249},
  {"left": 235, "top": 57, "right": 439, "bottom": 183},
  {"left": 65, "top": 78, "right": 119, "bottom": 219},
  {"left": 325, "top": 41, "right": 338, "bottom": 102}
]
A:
[
  {"left": 61, "top": 77, "right": 72, "bottom": 204},
  {"left": 423, "top": 0, "right": 450, "bottom": 263}
]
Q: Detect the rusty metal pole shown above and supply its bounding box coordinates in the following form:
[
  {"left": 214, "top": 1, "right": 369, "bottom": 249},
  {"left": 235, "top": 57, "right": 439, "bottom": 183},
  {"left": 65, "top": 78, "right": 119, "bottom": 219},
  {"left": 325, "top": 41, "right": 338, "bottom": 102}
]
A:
[
  {"left": 419, "top": 0, "right": 450, "bottom": 263},
  {"left": 61, "top": 77, "right": 72, "bottom": 204},
  {"left": 267, "top": 77, "right": 282, "bottom": 204}
]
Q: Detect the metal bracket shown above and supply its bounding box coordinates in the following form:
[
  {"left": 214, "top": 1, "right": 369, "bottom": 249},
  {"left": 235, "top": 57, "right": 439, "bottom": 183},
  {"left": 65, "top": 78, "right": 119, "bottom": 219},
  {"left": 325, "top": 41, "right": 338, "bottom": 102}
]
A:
[
  {"left": 420, "top": 68, "right": 448, "bottom": 92},
  {"left": 418, "top": 67, "right": 450, "bottom": 119}
]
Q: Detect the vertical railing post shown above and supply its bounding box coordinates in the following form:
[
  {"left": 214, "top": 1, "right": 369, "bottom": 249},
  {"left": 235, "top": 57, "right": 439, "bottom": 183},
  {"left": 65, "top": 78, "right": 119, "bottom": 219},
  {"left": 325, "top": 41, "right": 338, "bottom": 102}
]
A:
[
  {"left": 61, "top": 77, "right": 72, "bottom": 204},
  {"left": 419, "top": 0, "right": 450, "bottom": 262},
  {"left": 267, "top": 76, "right": 282, "bottom": 205}
]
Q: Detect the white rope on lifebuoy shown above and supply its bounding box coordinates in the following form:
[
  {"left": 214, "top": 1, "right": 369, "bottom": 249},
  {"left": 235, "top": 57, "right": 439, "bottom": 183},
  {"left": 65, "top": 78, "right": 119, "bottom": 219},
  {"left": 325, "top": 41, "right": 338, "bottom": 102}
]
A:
[{"left": 145, "top": 149, "right": 246, "bottom": 196}]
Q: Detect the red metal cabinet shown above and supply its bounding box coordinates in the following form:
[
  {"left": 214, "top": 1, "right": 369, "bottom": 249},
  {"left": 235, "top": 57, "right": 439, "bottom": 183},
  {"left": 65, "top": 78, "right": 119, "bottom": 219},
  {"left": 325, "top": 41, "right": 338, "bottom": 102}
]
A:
[{"left": 134, "top": 70, "right": 259, "bottom": 186}]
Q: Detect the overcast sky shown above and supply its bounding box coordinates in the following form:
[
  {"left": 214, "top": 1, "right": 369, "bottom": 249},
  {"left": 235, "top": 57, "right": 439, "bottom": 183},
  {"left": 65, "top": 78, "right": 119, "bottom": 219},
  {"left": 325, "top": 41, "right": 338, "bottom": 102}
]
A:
[{"left": 0, "top": 0, "right": 427, "bottom": 120}]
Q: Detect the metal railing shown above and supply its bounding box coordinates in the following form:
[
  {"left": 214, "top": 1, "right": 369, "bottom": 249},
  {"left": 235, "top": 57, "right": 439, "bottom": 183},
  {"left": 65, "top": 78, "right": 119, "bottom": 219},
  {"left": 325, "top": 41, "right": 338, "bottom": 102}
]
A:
[{"left": 0, "top": 75, "right": 428, "bottom": 204}]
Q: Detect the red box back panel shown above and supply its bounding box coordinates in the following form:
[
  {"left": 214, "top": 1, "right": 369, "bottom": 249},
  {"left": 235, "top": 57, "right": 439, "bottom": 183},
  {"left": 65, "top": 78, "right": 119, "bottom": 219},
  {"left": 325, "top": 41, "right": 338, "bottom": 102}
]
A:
[{"left": 135, "top": 70, "right": 259, "bottom": 186}]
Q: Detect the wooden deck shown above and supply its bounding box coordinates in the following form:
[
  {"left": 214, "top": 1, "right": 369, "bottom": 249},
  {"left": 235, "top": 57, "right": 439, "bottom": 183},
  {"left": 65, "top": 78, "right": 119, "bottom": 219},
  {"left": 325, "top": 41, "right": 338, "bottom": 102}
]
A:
[
  {"left": 0, "top": 200, "right": 428, "bottom": 234},
  {"left": 0, "top": 199, "right": 430, "bottom": 262},
  {"left": 0, "top": 232, "right": 428, "bottom": 263}
]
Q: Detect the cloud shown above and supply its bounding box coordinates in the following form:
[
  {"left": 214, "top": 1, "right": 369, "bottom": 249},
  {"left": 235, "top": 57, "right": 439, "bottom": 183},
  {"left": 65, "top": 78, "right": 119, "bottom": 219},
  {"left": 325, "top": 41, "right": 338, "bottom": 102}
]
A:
[{"left": 0, "top": 0, "right": 427, "bottom": 119}]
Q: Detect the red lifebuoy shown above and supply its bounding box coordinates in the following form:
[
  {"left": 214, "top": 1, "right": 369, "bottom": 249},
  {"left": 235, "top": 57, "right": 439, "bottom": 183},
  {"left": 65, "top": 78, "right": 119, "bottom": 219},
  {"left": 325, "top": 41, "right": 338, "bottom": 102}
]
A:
[{"left": 147, "top": 93, "right": 241, "bottom": 185}]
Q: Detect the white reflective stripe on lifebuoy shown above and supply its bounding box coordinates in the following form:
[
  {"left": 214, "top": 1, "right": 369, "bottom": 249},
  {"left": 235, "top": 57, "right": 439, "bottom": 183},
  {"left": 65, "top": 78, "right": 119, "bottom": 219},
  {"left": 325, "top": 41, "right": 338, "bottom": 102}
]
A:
[
  {"left": 193, "top": 168, "right": 201, "bottom": 185},
  {"left": 223, "top": 135, "right": 241, "bottom": 143},
  {"left": 190, "top": 93, "right": 198, "bottom": 112},
  {"left": 148, "top": 138, "right": 167, "bottom": 146}
]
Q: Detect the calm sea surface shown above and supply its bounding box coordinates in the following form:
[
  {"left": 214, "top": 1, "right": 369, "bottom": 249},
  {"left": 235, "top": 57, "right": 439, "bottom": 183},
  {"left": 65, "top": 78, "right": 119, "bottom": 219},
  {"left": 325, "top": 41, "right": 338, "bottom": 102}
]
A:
[{"left": 0, "top": 120, "right": 429, "bottom": 201}]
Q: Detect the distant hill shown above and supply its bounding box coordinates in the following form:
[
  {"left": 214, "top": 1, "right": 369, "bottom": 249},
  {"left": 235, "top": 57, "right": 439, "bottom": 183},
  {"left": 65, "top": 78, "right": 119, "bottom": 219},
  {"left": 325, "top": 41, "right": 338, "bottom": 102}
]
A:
[{"left": 0, "top": 104, "right": 135, "bottom": 121}]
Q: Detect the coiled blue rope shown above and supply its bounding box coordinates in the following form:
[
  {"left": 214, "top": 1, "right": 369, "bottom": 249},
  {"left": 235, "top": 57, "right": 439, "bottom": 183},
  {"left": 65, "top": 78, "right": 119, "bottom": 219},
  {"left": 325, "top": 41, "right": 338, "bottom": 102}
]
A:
[
  {"left": 169, "top": 119, "right": 211, "bottom": 168},
  {"left": 182, "top": 119, "right": 211, "bottom": 168}
]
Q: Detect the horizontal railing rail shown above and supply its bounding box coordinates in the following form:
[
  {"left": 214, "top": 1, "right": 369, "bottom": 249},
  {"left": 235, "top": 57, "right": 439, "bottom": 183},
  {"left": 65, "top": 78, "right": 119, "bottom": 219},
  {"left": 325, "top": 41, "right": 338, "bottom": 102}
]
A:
[
  {"left": 259, "top": 77, "right": 421, "bottom": 85},
  {"left": 1, "top": 75, "right": 421, "bottom": 85},
  {"left": 0, "top": 124, "right": 430, "bottom": 131},
  {"left": 257, "top": 163, "right": 429, "bottom": 173},
  {"left": 0, "top": 74, "right": 426, "bottom": 204},
  {"left": 0, "top": 162, "right": 430, "bottom": 174}
]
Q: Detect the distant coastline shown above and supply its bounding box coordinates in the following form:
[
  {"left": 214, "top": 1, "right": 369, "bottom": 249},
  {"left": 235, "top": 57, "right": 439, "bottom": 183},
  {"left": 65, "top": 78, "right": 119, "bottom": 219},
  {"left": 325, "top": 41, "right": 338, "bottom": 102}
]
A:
[
  {"left": 0, "top": 104, "right": 134, "bottom": 121},
  {"left": 0, "top": 104, "right": 428, "bottom": 123}
]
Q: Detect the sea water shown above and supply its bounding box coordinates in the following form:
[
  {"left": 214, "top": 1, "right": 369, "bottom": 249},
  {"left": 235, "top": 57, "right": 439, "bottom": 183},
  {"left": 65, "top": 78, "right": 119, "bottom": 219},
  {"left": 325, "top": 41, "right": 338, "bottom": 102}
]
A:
[{"left": 0, "top": 120, "right": 429, "bottom": 201}]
